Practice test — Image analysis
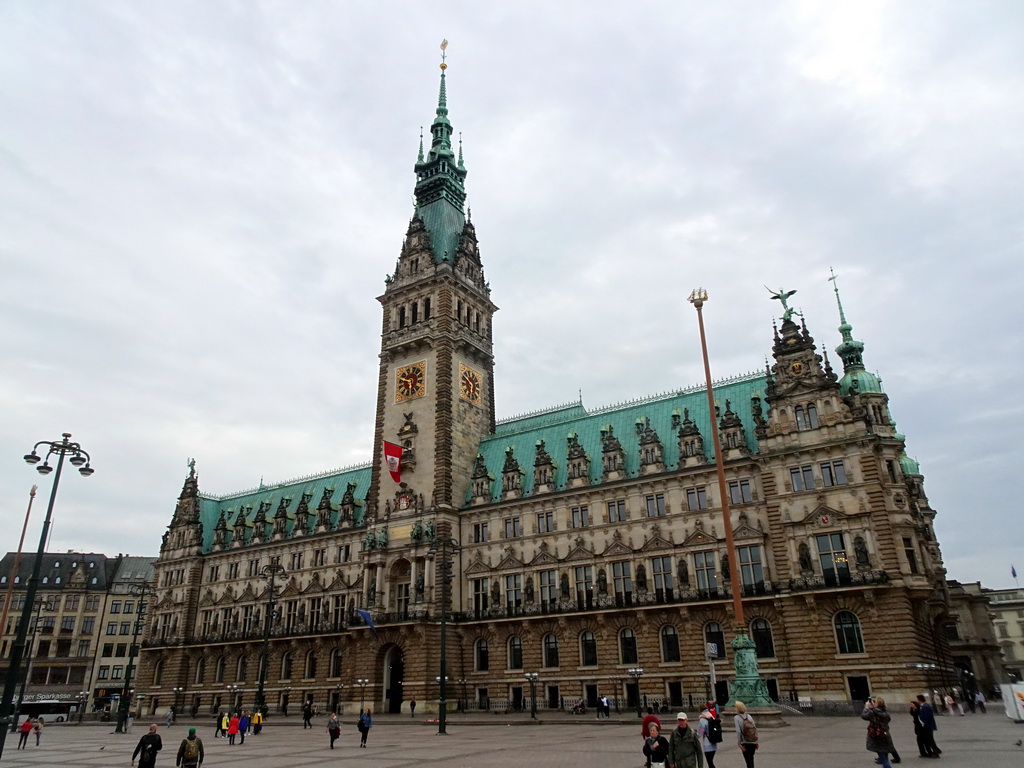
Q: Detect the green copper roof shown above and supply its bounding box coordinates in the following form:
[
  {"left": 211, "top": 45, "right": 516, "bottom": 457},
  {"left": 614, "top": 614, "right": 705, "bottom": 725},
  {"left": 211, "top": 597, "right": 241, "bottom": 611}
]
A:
[
  {"left": 471, "top": 372, "right": 768, "bottom": 503},
  {"left": 838, "top": 369, "right": 884, "bottom": 396},
  {"left": 899, "top": 452, "right": 920, "bottom": 476},
  {"left": 196, "top": 463, "right": 371, "bottom": 553},
  {"left": 413, "top": 68, "right": 467, "bottom": 263}
]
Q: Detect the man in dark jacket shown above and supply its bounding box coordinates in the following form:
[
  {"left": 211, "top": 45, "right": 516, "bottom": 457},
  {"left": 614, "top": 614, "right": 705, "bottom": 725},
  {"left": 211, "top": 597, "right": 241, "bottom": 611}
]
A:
[
  {"left": 176, "top": 727, "right": 204, "bottom": 768},
  {"left": 668, "top": 712, "right": 704, "bottom": 768},
  {"left": 131, "top": 723, "right": 162, "bottom": 767},
  {"left": 917, "top": 694, "right": 941, "bottom": 758}
]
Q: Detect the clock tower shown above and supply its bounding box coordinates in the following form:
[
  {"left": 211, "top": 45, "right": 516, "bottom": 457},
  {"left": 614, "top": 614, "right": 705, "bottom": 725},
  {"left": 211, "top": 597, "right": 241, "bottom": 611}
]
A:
[{"left": 367, "top": 56, "right": 497, "bottom": 522}]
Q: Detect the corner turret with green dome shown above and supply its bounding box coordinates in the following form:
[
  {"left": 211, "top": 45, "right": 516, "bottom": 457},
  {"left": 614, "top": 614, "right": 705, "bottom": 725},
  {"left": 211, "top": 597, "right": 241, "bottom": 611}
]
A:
[{"left": 830, "top": 269, "right": 884, "bottom": 396}]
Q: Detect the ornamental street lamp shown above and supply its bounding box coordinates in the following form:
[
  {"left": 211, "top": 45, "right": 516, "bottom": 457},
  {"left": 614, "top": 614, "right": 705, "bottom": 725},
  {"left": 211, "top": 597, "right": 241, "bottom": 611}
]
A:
[
  {"left": 627, "top": 667, "right": 645, "bottom": 719},
  {"left": 116, "top": 583, "right": 155, "bottom": 733},
  {"left": 78, "top": 690, "right": 90, "bottom": 724},
  {"left": 524, "top": 673, "right": 539, "bottom": 719},
  {"left": 356, "top": 679, "right": 369, "bottom": 710},
  {"left": 428, "top": 523, "right": 460, "bottom": 735},
  {"left": 255, "top": 562, "right": 286, "bottom": 716},
  {"left": 226, "top": 684, "right": 241, "bottom": 714},
  {"left": 172, "top": 687, "right": 185, "bottom": 720},
  {"left": 0, "top": 434, "right": 94, "bottom": 760}
]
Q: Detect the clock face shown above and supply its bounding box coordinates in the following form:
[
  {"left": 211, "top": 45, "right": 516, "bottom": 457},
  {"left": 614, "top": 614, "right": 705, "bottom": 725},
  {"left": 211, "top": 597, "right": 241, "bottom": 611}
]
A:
[
  {"left": 395, "top": 362, "right": 426, "bottom": 402},
  {"left": 459, "top": 363, "right": 482, "bottom": 402}
]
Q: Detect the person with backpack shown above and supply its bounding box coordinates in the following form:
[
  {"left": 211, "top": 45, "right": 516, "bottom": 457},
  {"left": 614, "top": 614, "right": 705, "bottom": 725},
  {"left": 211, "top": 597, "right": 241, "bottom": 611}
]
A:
[
  {"left": 696, "top": 702, "right": 722, "bottom": 768},
  {"left": 176, "top": 727, "right": 204, "bottom": 768},
  {"left": 862, "top": 696, "right": 895, "bottom": 768},
  {"left": 668, "top": 712, "right": 704, "bottom": 768},
  {"left": 131, "top": 723, "right": 163, "bottom": 768},
  {"left": 734, "top": 701, "right": 759, "bottom": 768}
]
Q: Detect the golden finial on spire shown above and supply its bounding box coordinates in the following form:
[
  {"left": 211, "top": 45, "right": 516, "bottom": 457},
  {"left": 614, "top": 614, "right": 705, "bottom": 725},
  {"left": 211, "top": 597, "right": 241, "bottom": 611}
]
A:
[{"left": 440, "top": 39, "right": 448, "bottom": 70}]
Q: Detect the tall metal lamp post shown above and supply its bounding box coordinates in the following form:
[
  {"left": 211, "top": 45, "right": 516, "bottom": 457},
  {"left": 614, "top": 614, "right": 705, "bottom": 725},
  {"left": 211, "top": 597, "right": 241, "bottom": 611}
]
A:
[
  {"left": 0, "top": 434, "right": 94, "bottom": 759},
  {"left": 172, "top": 687, "right": 185, "bottom": 719},
  {"left": 356, "top": 679, "right": 369, "bottom": 710},
  {"left": 78, "top": 690, "right": 90, "bottom": 724},
  {"left": 116, "top": 583, "right": 155, "bottom": 733},
  {"left": 688, "top": 289, "right": 773, "bottom": 708},
  {"left": 428, "top": 523, "right": 460, "bottom": 735},
  {"left": 524, "top": 673, "right": 539, "bottom": 719},
  {"left": 627, "top": 667, "right": 645, "bottom": 719},
  {"left": 10, "top": 597, "right": 54, "bottom": 733},
  {"left": 255, "top": 562, "right": 286, "bottom": 716}
]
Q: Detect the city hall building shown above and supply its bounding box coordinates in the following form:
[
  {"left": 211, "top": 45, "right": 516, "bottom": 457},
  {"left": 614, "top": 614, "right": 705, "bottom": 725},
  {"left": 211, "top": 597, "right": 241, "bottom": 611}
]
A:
[{"left": 140, "top": 63, "right": 954, "bottom": 717}]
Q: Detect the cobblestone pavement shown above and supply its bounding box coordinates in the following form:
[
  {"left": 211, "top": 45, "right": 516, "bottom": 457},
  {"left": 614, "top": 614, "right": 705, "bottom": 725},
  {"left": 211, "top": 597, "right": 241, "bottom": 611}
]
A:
[{"left": 1, "top": 706, "right": 1020, "bottom": 767}]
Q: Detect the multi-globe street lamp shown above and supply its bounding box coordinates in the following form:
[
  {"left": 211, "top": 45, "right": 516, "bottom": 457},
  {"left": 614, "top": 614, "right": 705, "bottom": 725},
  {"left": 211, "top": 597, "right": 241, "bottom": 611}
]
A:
[
  {"left": 524, "top": 673, "right": 539, "bottom": 719},
  {"left": 0, "top": 434, "right": 94, "bottom": 760},
  {"left": 116, "top": 583, "right": 155, "bottom": 733},
  {"left": 627, "top": 667, "right": 645, "bottom": 719},
  {"left": 172, "top": 687, "right": 185, "bottom": 720},
  {"left": 428, "top": 523, "right": 460, "bottom": 735},
  {"left": 78, "top": 690, "right": 90, "bottom": 724},
  {"left": 356, "top": 679, "right": 369, "bottom": 710},
  {"left": 255, "top": 562, "right": 286, "bottom": 716}
]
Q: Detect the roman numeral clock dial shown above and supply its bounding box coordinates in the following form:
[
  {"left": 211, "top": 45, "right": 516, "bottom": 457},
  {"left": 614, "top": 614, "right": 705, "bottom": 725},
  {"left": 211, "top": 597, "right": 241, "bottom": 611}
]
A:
[
  {"left": 459, "top": 363, "right": 482, "bottom": 403},
  {"left": 395, "top": 361, "right": 426, "bottom": 402}
]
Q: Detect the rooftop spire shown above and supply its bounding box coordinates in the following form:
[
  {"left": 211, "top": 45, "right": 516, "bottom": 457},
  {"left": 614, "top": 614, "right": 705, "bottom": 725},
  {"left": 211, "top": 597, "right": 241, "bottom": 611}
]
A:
[
  {"left": 417, "top": 127, "right": 424, "bottom": 163},
  {"left": 412, "top": 39, "right": 468, "bottom": 264},
  {"left": 828, "top": 267, "right": 864, "bottom": 372}
]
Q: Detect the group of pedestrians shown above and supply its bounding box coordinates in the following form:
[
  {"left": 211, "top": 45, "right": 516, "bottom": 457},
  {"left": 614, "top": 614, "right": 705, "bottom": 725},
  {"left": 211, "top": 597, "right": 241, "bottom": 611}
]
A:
[
  {"left": 642, "top": 700, "right": 757, "bottom": 768},
  {"left": 213, "top": 709, "right": 263, "bottom": 743},
  {"left": 15, "top": 716, "right": 44, "bottom": 749}
]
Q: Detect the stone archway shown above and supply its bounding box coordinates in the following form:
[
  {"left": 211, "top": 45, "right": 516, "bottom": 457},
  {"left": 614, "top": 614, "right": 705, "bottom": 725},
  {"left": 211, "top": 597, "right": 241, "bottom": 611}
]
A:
[{"left": 382, "top": 644, "right": 405, "bottom": 714}]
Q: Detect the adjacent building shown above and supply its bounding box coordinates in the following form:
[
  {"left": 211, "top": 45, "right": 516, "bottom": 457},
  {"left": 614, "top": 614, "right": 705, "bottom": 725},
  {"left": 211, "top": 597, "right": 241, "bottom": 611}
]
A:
[
  {"left": 986, "top": 587, "right": 1024, "bottom": 683},
  {"left": 140, "top": 60, "right": 955, "bottom": 717}
]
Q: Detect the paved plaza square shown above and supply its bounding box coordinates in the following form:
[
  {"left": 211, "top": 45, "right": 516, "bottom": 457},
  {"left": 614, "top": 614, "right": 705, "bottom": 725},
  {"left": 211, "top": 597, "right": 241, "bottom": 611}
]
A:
[{"left": 1, "top": 707, "right": 1021, "bottom": 768}]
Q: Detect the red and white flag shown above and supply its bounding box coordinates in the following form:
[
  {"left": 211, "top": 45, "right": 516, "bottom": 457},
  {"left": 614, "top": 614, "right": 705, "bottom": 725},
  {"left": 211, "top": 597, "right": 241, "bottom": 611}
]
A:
[{"left": 383, "top": 441, "right": 403, "bottom": 483}]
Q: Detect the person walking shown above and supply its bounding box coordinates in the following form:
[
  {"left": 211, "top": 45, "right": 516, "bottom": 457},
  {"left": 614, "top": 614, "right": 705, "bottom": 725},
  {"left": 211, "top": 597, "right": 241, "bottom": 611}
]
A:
[
  {"left": 667, "top": 712, "right": 703, "bottom": 768},
  {"left": 227, "top": 713, "right": 239, "bottom": 745},
  {"left": 327, "top": 712, "right": 341, "bottom": 749},
  {"left": 132, "top": 723, "right": 163, "bottom": 768},
  {"left": 252, "top": 709, "right": 263, "bottom": 735},
  {"left": 165, "top": 709, "right": 174, "bottom": 727},
  {"left": 17, "top": 717, "right": 32, "bottom": 749},
  {"left": 175, "top": 727, "right": 204, "bottom": 768},
  {"left": 219, "top": 711, "right": 229, "bottom": 738},
  {"left": 862, "top": 696, "right": 896, "bottom": 768},
  {"left": 409, "top": 698, "right": 416, "bottom": 718},
  {"left": 643, "top": 722, "right": 671, "bottom": 768},
  {"left": 696, "top": 702, "right": 721, "bottom": 768},
  {"left": 734, "top": 701, "right": 759, "bottom": 768},
  {"left": 302, "top": 701, "right": 313, "bottom": 729},
  {"left": 238, "top": 711, "right": 249, "bottom": 744},
  {"left": 916, "top": 694, "right": 941, "bottom": 758},
  {"left": 641, "top": 707, "right": 663, "bottom": 768},
  {"left": 357, "top": 708, "right": 372, "bottom": 747},
  {"left": 974, "top": 691, "right": 987, "bottom": 714},
  {"left": 33, "top": 716, "right": 44, "bottom": 746}
]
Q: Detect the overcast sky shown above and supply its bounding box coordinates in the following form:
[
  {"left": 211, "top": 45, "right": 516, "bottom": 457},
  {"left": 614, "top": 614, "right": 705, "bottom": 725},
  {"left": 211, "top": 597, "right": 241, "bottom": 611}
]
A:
[{"left": 1, "top": 2, "right": 1021, "bottom": 590}]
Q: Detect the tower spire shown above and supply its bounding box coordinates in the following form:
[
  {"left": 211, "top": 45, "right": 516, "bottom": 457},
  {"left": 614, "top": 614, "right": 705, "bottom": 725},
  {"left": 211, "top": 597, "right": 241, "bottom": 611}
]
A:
[{"left": 828, "top": 267, "right": 864, "bottom": 372}]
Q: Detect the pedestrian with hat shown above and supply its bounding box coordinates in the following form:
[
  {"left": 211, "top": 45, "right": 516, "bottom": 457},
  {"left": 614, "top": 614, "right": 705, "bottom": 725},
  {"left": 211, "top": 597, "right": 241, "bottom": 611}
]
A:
[
  {"left": 176, "top": 727, "right": 204, "bottom": 768},
  {"left": 668, "top": 712, "right": 704, "bottom": 768}
]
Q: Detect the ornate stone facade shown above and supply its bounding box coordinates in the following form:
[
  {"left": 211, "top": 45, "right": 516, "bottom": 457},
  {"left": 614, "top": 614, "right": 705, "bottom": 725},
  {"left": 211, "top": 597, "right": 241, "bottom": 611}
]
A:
[{"left": 138, "top": 64, "right": 954, "bottom": 718}]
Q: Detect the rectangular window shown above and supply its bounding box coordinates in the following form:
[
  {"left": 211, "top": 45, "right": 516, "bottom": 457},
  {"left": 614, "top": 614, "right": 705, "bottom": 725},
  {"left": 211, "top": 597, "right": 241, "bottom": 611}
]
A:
[
  {"left": 76, "top": 640, "right": 90, "bottom": 657},
  {"left": 335, "top": 545, "right": 351, "bottom": 563},
  {"left": 227, "top": 562, "right": 239, "bottom": 580},
  {"left": 242, "top": 605, "right": 256, "bottom": 634},
  {"left": 728, "top": 479, "right": 753, "bottom": 505},
  {"left": 472, "top": 579, "right": 489, "bottom": 614},
  {"left": 313, "top": 549, "right": 327, "bottom": 567},
  {"left": 110, "top": 600, "right": 121, "bottom": 614},
  {"left": 737, "top": 545, "right": 764, "bottom": 587},
  {"left": 504, "top": 517, "right": 522, "bottom": 538},
  {"left": 106, "top": 622, "right": 117, "bottom": 636},
  {"left": 574, "top": 566, "right": 593, "bottom": 602},
  {"left": 394, "top": 584, "right": 410, "bottom": 617},
  {"left": 886, "top": 459, "right": 898, "bottom": 483},
  {"left": 64, "top": 595, "right": 80, "bottom": 611},
  {"left": 120, "top": 622, "right": 131, "bottom": 635},
  {"left": 60, "top": 617, "right": 75, "bottom": 633},
  {"left": 201, "top": 611, "right": 213, "bottom": 636},
  {"left": 612, "top": 561, "right": 632, "bottom": 603},
  {"left": 902, "top": 537, "right": 919, "bottom": 574},
  {"left": 207, "top": 566, "right": 219, "bottom": 582},
  {"left": 816, "top": 532, "right": 850, "bottom": 584},
  {"left": 539, "top": 570, "right": 557, "bottom": 607},
  {"left": 536, "top": 511, "right": 553, "bottom": 534},
  {"left": 309, "top": 597, "right": 322, "bottom": 627},
  {"left": 652, "top": 556, "right": 673, "bottom": 595},
  {"left": 473, "top": 522, "right": 489, "bottom": 543},
  {"left": 571, "top": 505, "right": 590, "bottom": 528},
  {"left": 645, "top": 493, "right": 666, "bottom": 517},
  {"left": 82, "top": 617, "right": 94, "bottom": 634},
  {"left": 98, "top": 666, "right": 109, "bottom": 680},
  {"left": 248, "top": 559, "right": 261, "bottom": 577},
  {"left": 115, "top": 643, "right": 127, "bottom": 657},
  {"left": 607, "top": 499, "right": 627, "bottom": 523},
  {"left": 102, "top": 643, "right": 114, "bottom": 657},
  {"left": 123, "top": 600, "right": 135, "bottom": 615},
  {"left": 505, "top": 574, "right": 522, "bottom": 610},
  {"left": 85, "top": 596, "right": 100, "bottom": 612},
  {"left": 820, "top": 460, "right": 848, "bottom": 487},
  {"left": 112, "top": 665, "right": 124, "bottom": 680},
  {"left": 790, "top": 465, "right": 816, "bottom": 491},
  {"left": 290, "top": 552, "right": 303, "bottom": 570},
  {"left": 694, "top": 551, "right": 717, "bottom": 591},
  {"left": 686, "top": 487, "right": 709, "bottom": 511}
]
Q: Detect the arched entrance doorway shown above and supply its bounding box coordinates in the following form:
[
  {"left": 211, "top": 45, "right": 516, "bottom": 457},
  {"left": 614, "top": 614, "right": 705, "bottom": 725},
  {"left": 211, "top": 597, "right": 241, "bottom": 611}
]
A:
[{"left": 383, "top": 644, "right": 405, "bottom": 714}]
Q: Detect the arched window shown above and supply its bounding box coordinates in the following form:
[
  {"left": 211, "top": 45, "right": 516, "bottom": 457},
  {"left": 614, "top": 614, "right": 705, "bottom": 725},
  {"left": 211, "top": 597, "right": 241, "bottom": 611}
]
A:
[
  {"left": 543, "top": 634, "right": 559, "bottom": 668},
  {"left": 152, "top": 659, "right": 163, "bottom": 686},
  {"left": 214, "top": 656, "right": 225, "bottom": 683},
  {"left": 329, "top": 648, "right": 343, "bottom": 678},
  {"left": 281, "top": 651, "right": 293, "bottom": 679},
  {"left": 834, "top": 611, "right": 865, "bottom": 654},
  {"left": 661, "top": 626, "right": 680, "bottom": 663},
  {"left": 751, "top": 618, "right": 775, "bottom": 658},
  {"left": 236, "top": 655, "right": 248, "bottom": 682},
  {"left": 580, "top": 631, "right": 598, "bottom": 666},
  {"left": 704, "top": 622, "right": 726, "bottom": 659},
  {"left": 194, "top": 658, "right": 206, "bottom": 684},
  {"left": 619, "top": 628, "right": 638, "bottom": 664},
  {"left": 305, "top": 650, "right": 317, "bottom": 678},
  {"left": 475, "top": 638, "right": 489, "bottom": 671},
  {"left": 508, "top": 636, "right": 523, "bottom": 670}
]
